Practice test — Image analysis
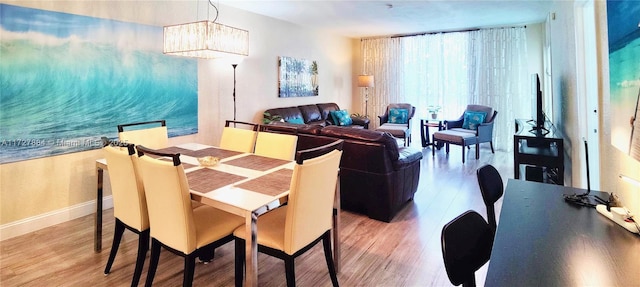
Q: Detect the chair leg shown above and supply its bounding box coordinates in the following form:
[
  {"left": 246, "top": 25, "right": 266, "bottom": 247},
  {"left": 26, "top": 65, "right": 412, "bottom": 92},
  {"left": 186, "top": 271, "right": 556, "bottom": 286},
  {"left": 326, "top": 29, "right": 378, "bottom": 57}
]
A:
[
  {"left": 104, "top": 218, "right": 126, "bottom": 275},
  {"left": 322, "top": 232, "right": 340, "bottom": 287},
  {"left": 235, "top": 238, "right": 245, "bottom": 287},
  {"left": 461, "top": 145, "right": 465, "bottom": 163},
  {"left": 476, "top": 144, "right": 480, "bottom": 159},
  {"left": 432, "top": 138, "right": 436, "bottom": 157},
  {"left": 183, "top": 253, "right": 197, "bottom": 287},
  {"left": 198, "top": 244, "right": 215, "bottom": 263},
  {"left": 462, "top": 274, "right": 477, "bottom": 287},
  {"left": 285, "top": 256, "right": 296, "bottom": 287},
  {"left": 445, "top": 143, "right": 450, "bottom": 154},
  {"left": 144, "top": 239, "right": 162, "bottom": 287},
  {"left": 490, "top": 141, "right": 495, "bottom": 153},
  {"left": 131, "top": 229, "right": 150, "bottom": 287}
]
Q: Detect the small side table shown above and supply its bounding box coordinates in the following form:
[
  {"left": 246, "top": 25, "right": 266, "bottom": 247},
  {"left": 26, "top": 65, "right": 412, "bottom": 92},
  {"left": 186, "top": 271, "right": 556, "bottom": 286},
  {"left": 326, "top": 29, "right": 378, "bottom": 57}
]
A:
[{"left": 420, "top": 118, "right": 443, "bottom": 147}]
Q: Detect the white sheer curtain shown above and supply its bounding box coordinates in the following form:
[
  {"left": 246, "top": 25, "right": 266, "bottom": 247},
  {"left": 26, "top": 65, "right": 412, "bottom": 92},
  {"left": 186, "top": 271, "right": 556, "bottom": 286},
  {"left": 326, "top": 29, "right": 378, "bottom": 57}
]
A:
[
  {"left": 360, "top": 27, "right": 529, "bottom": 151},
  {"left": 360, "top": 37, "right": 402, "bottom": 127},
  {"left": 468, "top": 27, "right": 529, "bottom": 151}
]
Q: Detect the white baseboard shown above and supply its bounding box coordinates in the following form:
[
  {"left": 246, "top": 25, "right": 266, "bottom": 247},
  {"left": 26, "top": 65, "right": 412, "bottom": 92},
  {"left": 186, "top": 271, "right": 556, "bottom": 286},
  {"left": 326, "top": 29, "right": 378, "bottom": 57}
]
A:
[{"left": 0, "top": 196, "right": 113, "bottom": 241}]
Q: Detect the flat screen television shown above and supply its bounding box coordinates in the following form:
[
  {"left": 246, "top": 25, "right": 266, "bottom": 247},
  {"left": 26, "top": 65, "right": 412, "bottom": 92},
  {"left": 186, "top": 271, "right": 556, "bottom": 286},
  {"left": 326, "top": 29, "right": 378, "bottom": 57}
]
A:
[{"left": 530, "top": 73, "right": 548, "bottom": 135}]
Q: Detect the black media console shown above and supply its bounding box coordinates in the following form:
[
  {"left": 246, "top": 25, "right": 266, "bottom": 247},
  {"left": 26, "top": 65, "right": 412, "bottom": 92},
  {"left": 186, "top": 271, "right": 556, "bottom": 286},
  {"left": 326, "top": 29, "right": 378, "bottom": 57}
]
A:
[{"left": 513, "top": 118, "right": 564, "bottom": 185}]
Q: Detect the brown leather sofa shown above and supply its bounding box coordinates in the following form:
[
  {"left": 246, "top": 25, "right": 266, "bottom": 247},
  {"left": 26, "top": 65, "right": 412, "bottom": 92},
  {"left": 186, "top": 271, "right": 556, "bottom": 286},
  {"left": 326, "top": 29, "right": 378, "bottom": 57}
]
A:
[
  {"left": 264, "top": 103, "right": 369, "bottom": 129},
  {"left": 287, "top": 126, "right": 423, "bottom": 222}
]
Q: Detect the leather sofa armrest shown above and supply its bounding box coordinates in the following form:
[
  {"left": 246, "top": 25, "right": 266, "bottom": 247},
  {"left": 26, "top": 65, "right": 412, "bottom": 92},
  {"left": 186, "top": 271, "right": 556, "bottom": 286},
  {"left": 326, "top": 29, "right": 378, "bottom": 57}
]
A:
[
  {"left": 351, "top": 117, "right": 370, "bottom": 129},
  {"left": 394, "top": 147, "right": 423, "bottom": 170}
]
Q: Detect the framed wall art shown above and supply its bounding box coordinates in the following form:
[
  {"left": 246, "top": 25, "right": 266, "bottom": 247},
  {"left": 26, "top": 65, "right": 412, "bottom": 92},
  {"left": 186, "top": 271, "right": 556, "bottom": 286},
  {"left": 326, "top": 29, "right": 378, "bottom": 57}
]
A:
[{"left": 278, "top": 56, "right": 318, "bottom": 97}]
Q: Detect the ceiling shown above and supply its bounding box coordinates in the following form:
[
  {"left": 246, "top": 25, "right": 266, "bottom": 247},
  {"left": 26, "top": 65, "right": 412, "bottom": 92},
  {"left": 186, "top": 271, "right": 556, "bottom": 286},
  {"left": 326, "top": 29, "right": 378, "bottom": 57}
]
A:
[{"left": 220, "top": 0, "right": 553, "bottom": 38}]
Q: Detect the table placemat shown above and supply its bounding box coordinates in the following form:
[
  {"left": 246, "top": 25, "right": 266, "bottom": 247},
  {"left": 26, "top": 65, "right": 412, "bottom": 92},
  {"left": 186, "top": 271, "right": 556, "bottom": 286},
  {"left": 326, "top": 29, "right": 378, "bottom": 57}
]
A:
[
  {"left": 185, "top": 147, "right": 242, "bottom": 159},
  {"left": 187, "top": 168, "right": 247, "bottom": 193},
  {"left": 158, "top": 158, "right": 196, "bottom": 169},
  {"left": 235, "top": 168, "right": 292, "bottom": 196},
  {"left": 224, "top": 155, "right": 290, "bottom": 171},
  {"left": 150, "top": 147, "right": 194, "bottom": 158},
  {"left": 155, "top": 146, "right": 241, "bottom": 159}
]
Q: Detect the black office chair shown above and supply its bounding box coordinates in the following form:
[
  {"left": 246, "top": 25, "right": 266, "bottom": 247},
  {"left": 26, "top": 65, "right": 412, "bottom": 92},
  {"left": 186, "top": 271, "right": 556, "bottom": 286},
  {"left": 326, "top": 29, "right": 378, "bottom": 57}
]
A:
[
  {"left": 441, "top": 210, "right": 493, "bottom": 287},
  {"left": 476, "top": 164, "right": 504, "bottom": 232}
]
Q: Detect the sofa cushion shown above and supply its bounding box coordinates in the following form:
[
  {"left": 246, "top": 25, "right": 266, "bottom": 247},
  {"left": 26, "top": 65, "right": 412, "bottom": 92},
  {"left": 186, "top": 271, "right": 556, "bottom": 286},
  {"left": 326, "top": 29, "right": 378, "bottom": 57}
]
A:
[
  {"left": 316, "top": 103, "right": 340, "bottom": 123},
  {"left": 264, "top": 107, "right": 303, "bottom": 123},
  {"left": 434, "top": 129, "right": 477, "bottom": 145},
  {"left": 388, "top": 108, "right": 409, "bottom": 124},
  {"left": 376, "top": 123, "right": 407, "bottom": 138},
  {"left": 466, "top": 105, "right": 494, "bottom": 122},
  {"left": 462, "top": 111, "right": 487, "bottom": 130},
  {"left": 286, "top": 117, "right": 305, "bottom": 124},
  {"left": 330, "top": 110, "right": 353, "bottom": 126},
  {"left": 298, "top": 104, "right": 322, "bottom": 123}
]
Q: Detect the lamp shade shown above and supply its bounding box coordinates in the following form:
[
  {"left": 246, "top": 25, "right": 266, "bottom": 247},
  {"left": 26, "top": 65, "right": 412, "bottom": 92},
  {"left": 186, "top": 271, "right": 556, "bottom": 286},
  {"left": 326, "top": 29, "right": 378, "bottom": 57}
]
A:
[
  {"left": 163, "top": 21, "right": 249, "bottom": 59},
  {"left": 358, "top": 75, "right": 374, "bottom": 88}
]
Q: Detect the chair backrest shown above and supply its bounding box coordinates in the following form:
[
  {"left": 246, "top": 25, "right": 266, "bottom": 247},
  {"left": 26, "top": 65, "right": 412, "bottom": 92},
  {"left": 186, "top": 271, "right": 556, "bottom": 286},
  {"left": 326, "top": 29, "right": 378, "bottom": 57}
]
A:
[
  {"left": 102, "top": 142, "right": 149, "bottom": 232},
  {"left": 254, "top": 131, "right": 298, "bottom": 160},
  {"left": 465, "top": 105, "right": 494, "bottom": 123},
  {"left": 136, "top": 145, "right": 197, "bottom": 255},
  {"left": 476, "top": 164, "right": 504, "bottom": 231},
  {"left": 441, "top": 210, "right": 494, "bottom": 287},
  {"left": 380, "top": 103, "right": 416, "bottom": 128},
  {"left": 118, "top": 120, "right": 168, "bottom": 149},
  {"left": 386, "top": 103, "right": 416, "bottom": 119},
  {"left": 219, "top": 120, "right": 259, "bottom": 153},
  {"left": 284, "top": 140, "right": 343, "bottom": 254}
]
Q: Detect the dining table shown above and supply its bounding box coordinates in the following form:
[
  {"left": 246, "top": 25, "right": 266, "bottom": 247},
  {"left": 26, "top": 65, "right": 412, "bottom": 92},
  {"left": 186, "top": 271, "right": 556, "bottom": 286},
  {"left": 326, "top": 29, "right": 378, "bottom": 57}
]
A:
[{"left": 94, "top": 143, "right": 341, "bottom": 287}]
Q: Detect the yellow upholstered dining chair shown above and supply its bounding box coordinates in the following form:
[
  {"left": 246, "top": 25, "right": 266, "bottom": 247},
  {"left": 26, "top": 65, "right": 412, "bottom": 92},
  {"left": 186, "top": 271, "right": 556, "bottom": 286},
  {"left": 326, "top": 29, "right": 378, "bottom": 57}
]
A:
[
  {"left": 234, "top": 140, "right": 344, "bottom": 287},
  {"left": 117, "top": 120, "right": 168, "bottom": 149},
  {"left": 219, "top": 120, "right": 259, "bottom": 153},
  {"left": 136, "top": 146, "right": 244, "bottom": 287},
  {"left": 253, "top": 131, "right": 298, "bottom": 161},
  {"left": 102, "top": 140, "right": 149, "bottom": 287}
]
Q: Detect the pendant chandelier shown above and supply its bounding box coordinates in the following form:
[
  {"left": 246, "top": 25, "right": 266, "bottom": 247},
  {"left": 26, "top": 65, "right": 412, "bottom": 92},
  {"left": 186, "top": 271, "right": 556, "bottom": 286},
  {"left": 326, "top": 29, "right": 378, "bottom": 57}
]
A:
[{"left": 163, "top": 1, "right": 249, "bottom": 59}]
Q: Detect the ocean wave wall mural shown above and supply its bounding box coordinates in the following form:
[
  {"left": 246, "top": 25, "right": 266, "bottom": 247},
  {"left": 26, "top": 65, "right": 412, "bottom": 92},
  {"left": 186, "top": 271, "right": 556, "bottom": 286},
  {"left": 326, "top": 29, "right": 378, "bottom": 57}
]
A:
[
  {"left": 0, "top": 4, "right": 198, "bottom": 164},
  {"left": 607, "top": 0, "right": 640, "bottom": 162}
]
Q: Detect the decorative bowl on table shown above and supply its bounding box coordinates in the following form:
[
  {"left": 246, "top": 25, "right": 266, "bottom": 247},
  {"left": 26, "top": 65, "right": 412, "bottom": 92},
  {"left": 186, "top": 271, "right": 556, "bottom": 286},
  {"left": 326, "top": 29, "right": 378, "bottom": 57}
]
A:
[{"left": 197, "top": 156, "right": 219, "bottom": 167}]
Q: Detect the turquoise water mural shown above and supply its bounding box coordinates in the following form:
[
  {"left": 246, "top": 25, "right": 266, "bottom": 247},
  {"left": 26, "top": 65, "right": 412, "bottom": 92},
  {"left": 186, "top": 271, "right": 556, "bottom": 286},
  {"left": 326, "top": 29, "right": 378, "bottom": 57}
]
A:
[
  {"left": 0, "top": 4, "right": 198, "bottom": 163},
  {"left": 607, "top": 0, "right": 640, "bottom": 158}
]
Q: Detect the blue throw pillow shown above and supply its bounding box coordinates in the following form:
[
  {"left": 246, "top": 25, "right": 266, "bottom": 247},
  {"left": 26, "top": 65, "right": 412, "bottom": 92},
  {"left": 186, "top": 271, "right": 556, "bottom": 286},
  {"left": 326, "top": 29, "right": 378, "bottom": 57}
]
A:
[
  {"left": 388, "top": 108, "right": 408, "bottom": 124},
  {"left": 330, "top": 110, "right": 352, "bottom": 126},
  {"left": 286, "top": 117, "right": 305, "bottom": 124},
  {"left": 462, "top": 111, "right": 487, "bottom": 130}
]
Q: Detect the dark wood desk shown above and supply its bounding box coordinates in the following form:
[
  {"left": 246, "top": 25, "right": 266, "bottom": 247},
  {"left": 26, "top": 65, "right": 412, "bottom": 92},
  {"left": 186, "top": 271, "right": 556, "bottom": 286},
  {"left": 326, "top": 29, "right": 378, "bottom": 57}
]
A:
[{"left": 486, "top": 179, "right": 640, "bottom": 286}]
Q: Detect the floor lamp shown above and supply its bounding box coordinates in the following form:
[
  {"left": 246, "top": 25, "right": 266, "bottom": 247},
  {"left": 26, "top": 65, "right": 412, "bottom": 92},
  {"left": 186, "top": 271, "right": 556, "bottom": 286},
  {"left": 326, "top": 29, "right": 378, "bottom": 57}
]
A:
[
  {"left": 232, "top": 63, "right": 238, "bottom": 127},
  {"left": 358, "top": 75, "right": 374, "bottom": 118}
]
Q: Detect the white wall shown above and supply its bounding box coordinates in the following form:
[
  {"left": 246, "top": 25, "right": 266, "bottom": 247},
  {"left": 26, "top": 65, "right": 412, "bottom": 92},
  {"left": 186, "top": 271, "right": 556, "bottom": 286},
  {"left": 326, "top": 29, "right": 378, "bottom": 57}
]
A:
[
  {"left": 0, "top": 0, "right": 354, "bottom": 238},
  {"left": 527, "top": 23, "right": 545, "bottom": 80}
]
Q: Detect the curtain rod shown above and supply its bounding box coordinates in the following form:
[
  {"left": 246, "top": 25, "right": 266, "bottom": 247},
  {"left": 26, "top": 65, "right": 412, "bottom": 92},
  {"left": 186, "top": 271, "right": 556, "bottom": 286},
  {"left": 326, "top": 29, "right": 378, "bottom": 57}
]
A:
[{"left": 361, "top": 25, "right": 526, "bottom": 41}]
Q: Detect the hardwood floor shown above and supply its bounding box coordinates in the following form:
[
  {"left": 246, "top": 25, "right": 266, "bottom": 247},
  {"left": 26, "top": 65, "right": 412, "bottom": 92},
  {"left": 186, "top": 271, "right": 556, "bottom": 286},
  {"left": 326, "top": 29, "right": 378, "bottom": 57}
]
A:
[{"left": 0, "top": 143, "right": 511, "bottom": 286}]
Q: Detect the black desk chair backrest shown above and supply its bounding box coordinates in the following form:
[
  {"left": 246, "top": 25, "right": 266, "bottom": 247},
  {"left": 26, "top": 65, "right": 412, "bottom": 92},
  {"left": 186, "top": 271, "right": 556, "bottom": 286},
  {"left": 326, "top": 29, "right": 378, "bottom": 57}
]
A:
[
  {"left": 441, "top": 210, "right": 494, "bottom": 287},
  {"left": 476, "top": 164, "right": 504, "bottom": 231}
]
